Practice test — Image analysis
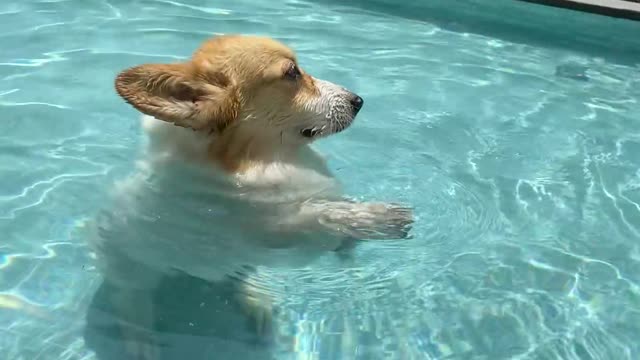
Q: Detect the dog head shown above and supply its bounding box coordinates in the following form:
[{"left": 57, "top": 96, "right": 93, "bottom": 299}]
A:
[{"left": 115, "top": 35, "right": 363, "bottom": 147}]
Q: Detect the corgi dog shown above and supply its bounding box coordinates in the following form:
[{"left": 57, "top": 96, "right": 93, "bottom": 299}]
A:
[{"left": 84, "top": 34, "right": 413, "bottom": 359}]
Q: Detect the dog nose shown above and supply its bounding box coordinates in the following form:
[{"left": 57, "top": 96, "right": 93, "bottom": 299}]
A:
[{"left": 350, "top": 94, "right": 364, "bottom": 113}]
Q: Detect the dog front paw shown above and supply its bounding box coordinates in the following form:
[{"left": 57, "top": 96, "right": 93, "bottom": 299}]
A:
[
  {"left": 374, "top": 203, "right": 414, "bottom": 239},
  {"left": 357, "top": 203, "right": 414, "bottom": 239},
  {"left": 123, "top": 333, "right": 159, "bottom": 360},
  {"left": 322, "top": 202, "right": 414, "bottom": 240},
  {"left": 236, "top": 283, "right": 274, "bottom": 340}
]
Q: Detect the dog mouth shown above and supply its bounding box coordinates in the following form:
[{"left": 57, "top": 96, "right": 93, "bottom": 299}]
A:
[
  {"left": 301, "top": 127, "right": 322, "bottom": 138},
  {"left": 300, "top": 119, "right": 353, "bottom": 139}
]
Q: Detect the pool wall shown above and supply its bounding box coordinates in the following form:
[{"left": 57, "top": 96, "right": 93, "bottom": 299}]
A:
[
  {"left": 521, "top": 0, "right": 640, "bottom": 21},
  {"left": 318, "top": 0, "right": 640, "bottom": 63}
]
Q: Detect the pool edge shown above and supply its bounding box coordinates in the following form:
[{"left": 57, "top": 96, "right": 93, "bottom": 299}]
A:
[{"left": 519, "top": 0, "right": 640, "bottom": 21}]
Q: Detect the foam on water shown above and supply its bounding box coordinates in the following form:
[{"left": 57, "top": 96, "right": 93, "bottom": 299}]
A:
[{"left": 1, "top": 0, "right": 640, "bottom": 359}]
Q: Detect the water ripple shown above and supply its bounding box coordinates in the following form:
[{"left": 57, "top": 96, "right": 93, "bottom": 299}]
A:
[
  {"left": 150, "top": 0, "right": 232, "bottom": 15},
  {"left": 0, "top": 101, "right": 69, "bottom": 109}
]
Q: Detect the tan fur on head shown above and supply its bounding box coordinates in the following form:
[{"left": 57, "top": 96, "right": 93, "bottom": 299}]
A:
[
  {"left": 115, "top": 35, "right": 304, "bottom": 133},
  {"left": 115, "top": 34, "right": 364, "bottom": 172}
]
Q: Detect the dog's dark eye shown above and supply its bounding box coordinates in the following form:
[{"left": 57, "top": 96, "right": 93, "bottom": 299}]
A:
[{"left": 284, "top": 63, "right": 301, "bottom": 80}]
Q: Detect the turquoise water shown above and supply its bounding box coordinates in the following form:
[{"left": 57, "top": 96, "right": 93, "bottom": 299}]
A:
[{"left": 2, "top": 0, "right": 640, "bottom": 359}]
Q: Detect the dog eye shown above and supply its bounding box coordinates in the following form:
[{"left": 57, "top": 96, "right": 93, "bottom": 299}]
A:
[{"left": 284, "top": 63, "right": 301, "bottom": 80}]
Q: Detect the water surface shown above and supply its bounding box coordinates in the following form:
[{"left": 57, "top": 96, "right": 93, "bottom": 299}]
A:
[{"left": 1, "top": 0, "right": 640, "bottom": 359}]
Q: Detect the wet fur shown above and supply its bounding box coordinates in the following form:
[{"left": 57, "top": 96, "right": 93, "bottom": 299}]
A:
[{"left": 85, "top": 34, "right": 413, "bottom": 359}]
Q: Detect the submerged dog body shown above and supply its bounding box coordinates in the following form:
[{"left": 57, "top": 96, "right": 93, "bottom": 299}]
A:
[{"left": 94, "top": 114, "right": 351, "bottom": 288}]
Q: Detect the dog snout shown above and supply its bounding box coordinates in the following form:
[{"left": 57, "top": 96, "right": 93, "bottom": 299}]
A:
[{"left": 349, "top": 93, "right": 364, "bottom": 114}]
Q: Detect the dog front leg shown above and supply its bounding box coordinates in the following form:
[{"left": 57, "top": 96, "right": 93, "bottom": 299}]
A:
[
  {"left": 283, "top": 200, "right": 414, "bottom": 240},
  {"left": 109, "top": 286, "right": 160, "bottom": 360}
]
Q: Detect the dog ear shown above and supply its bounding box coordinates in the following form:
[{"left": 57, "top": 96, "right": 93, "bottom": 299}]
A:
[{"left": 115, "top": 63, "right": 239, "bottom": 132}]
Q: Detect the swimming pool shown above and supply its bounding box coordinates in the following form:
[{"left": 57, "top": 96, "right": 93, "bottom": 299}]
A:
[{"left": 2, "top": 0, "right": 640, "bottom": 358}]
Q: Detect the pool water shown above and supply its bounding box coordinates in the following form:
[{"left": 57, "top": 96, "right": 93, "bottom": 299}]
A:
[{"left": 2, "top": 0, "right": 640, "bottom": 359}]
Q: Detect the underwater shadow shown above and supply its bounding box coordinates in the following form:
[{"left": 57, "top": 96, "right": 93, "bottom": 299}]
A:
[{"left": 84, "top": 269, "right": 275, "bottom": 360}]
